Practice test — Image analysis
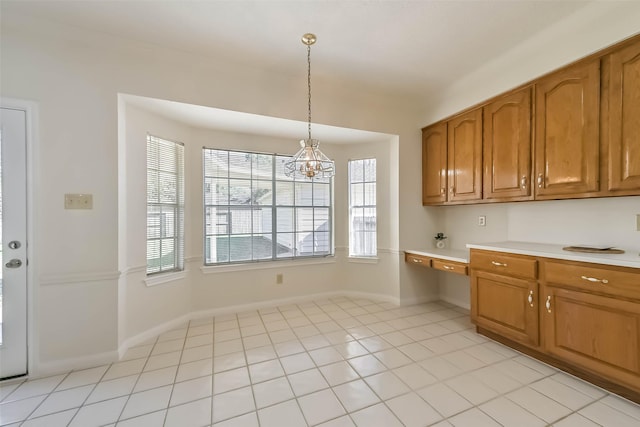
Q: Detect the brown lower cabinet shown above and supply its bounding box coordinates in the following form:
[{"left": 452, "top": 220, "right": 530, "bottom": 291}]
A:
[
  {"left": 470, "top": 249, "right": 640, "bottom": 403},
  {"left": 470, "top": 251, "right": 539, "bottom": 348}
]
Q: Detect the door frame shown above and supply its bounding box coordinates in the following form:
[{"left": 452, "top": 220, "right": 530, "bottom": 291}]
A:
[{"left": 1, "top": 97, "right": 38, "bottom": 378}]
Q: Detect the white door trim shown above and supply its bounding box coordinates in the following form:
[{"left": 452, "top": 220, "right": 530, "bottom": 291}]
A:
[{"left": 1, "top": 97, "right": 38, "bottom": 378}]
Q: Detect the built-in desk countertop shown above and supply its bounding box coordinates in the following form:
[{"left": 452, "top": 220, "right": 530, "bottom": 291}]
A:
[{"left": 404, "top": 248, "right": 469, "bottom": 275}]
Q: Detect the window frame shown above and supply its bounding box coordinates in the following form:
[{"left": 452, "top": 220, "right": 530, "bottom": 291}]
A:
[
  {"left": 146, "top": 134, "right": 185, "bottom": 276},
  {"left": 203, "top": 147, "right": 334, "bottom": 266},
  {"left": 348, "top": 158, "right": 377, "bottom": 258}
]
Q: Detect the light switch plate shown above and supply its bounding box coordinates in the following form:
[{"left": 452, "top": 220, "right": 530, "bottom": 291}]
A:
[
  {"left": 637, "top": 214, "right": 640, "bottom": 231},
  {"left": 65, "top": 193, "right": 93, "bottom": 209}
]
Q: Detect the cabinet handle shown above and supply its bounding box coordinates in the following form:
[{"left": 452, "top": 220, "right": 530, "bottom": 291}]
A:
[
  {"left": 527, "top": 290, "right": 534, "bottom": 308},
  {"left": 545, "top": 296, "right": 552, "bottom": 313},
  {"left": 440, "top": 187, "right": 445, "bottom": 195},
  {"left": 581, "top": 275, "right": 609, "bottom": 284},
  {"left": 442, "top": 265, "right": 454, "bottom": 270},
  {"left": 537, "top": 173, "right": 543, "bottom": 188},
  {"left": 412, "top": 258, "right": 423, "bottom": 263},
  {"left": 449, "top": 187, "right": 455, "bottom": 194},
  {"left": 491, "top": 261, "right": 507, "bottom": 267},
  {"left": 521, "top": 175, "right": 527, "bottom": 189}
]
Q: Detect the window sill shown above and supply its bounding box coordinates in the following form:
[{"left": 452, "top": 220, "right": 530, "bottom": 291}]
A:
[
  {"left": 348, "top": 256, "right": 379, "bottom": 264},
  {"left": 201, "top": 257, "right": 336, "bottom": 274},
  {"left": 145, "top": 270, "right": 188, "bottom": 287}
]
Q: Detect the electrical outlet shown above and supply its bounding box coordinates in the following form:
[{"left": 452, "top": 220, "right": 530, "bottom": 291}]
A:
[
  {"left": 276, "top": 273, "right": 283, "bottom": 284},
  {"left": 65, "top": 193, "right": 93, "bottom": 209},
  {"left": 478, "top": 215, "right": 486, "bottom": 227}
]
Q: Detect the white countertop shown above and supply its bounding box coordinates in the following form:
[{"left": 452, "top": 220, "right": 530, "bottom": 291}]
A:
[
  {"left": 466, "top": 241, "right": 640, "bottom": 269},
  {"left": 404, "top": 248, "right": 469, "bottom": 264}
]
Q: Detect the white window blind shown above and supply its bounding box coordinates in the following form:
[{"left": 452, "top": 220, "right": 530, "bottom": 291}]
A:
[
  {"left": 349, "top": 158, "right": 377, "bottom": 257},
  {"left": 203, "top": 148, "right": 333, "bottom": 265},
  {"left": 146, "top": 135, "right": 185, "bottom": 275}
]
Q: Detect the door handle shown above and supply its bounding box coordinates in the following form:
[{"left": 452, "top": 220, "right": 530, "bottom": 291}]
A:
[{"left": 5, "top": 259, "right": 23, "bottom": 269}]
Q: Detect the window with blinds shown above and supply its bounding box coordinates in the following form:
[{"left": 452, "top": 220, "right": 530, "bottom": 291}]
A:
[
  {"left": 349, "top": 158, "right": 377, "bottom": 257},
  {"left": 146, "top": 135, "right": 185, "bottom": 275},
  {"left": 203, "top": 148, "right": 333, "bottom": 265}
]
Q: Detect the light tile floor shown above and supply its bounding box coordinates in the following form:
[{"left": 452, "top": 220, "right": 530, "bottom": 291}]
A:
[{"left": 1, "top": 296, "right": 640, "bottom": 426}]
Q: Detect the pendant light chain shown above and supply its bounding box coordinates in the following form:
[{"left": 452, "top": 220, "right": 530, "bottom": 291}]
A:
[
  {"left": 283, "top": 33, "right": 335, "bottom": 180},
  {"left": 307, "top": 42, "right": 312, "bottom": 141}
]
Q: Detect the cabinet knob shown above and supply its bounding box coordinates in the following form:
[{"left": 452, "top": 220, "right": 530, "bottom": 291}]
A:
[
  {"left": 581, "top": 275, "right": 608, "bottom": 284},
  {"left": 527, "top": 290, "right": 534, "bottom": 308},
  {"left": 440, "top": 187, "right": 445, "bottom": 195},
  {"left": 545, "top": 295, "right": 552, "bottom": 313},
  {"left": 521, "top": 175, "right": 527, "bottom": 189},
  {"left": 537, "top": 173, "right": 543, "bottom": 188}
]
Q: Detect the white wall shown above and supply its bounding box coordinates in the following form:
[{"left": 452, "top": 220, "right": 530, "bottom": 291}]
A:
[
  {"left": 120, "top": 105, "right": 193, "bottom": 343},
  {"left": 420, "top": 2, "right": 640, "bottom": 122},
  {"left": 334, "top": 140, "right": 436, "bottom": 304}
]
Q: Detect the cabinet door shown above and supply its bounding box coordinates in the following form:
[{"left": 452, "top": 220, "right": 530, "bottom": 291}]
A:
[
  {"left": 609, "top": 39, "right": 640, "bottom": 191},
  {"left": 542, "top": 287, "right": 640, "bottom": 391},
  {"left": 422, "top": 122, "right": 447, "bottom": 205},
  {"left": 471, "top": 270, "right": 539, "bottom": 347},
  {"left": 448, "top": 108, "right": 483, "bottom": 202},
  {"left": 483, "top": 87, "right": 532, "bottom": 200},
  {"left": 535, "top": 60, "right": 600, "bottom": 198}
]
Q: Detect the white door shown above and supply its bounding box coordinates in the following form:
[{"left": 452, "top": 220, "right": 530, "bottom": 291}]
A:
[{"left": 0, "top": 107, "right": 28, "bottom": 379}]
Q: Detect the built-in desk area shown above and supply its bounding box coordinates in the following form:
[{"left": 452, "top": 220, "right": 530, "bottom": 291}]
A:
[{"left": 404, "top": 248, "right": 469, "bottom": 276}]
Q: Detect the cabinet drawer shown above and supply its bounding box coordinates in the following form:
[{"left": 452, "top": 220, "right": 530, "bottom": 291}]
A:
[
  {"left": 470, "top": 250, "right": 537, "bottom": 279},
  {"left": 544, "top": 261, "right": 640, "bottom": 301},
  {"left": 405, "top": 253, "right": 431, "bottom": 267},
  {"left": 432, "top": 259, "right": 468, "bottom": 276}
]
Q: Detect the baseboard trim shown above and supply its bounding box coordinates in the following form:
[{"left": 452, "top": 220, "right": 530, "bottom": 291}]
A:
[
  {"left": 118, "top": 313, "right": 192, "bottom": 360},
  {"left": 188, "top": 291, "right": 346, "bottom": 321},
  {"left": 339, "top": 290, "right": 400, "bottom": 305},
  {"left": 41, "top": 289, "right": 438, "bottom": 376},
  {"left": 36, "top": 349, "right": 119, "bottom": 377},
  {"left": 117, "top": 290, "right": 401, "bottom": 359},
  {"left": 438, "top": 295, "right": 470, "bottom": 310},
  {"left": 399, "top": 294, "right": 439, "bottom": 306}
]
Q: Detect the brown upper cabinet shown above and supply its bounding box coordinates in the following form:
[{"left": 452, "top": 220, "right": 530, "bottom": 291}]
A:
[
  {"left": 421, "top": 109, "right": 483, "bottom": 205},
  {"left": 608, "top": 40, "right": 640, "bottom": 192},
  {"left": 422, "top": 122, "right": 447, "bottom": 204},
  {"left": 422, "top": 34, "right": 640, "bottom": 206},
  {"left": 483, "top": 87, "right": 532, "bottom": 201},
  {"left": 534, "top": 59, "right": 600, "bottom": 199},
  {"left": 448, "top": 108, "right": 483, "bottom": 203}
]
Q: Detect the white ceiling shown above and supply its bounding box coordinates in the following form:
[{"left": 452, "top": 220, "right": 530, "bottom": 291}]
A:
[
  {"left": 2, "top": 0, "right": 592, "bottom": 99},
  {"left": 3, "top": 0, "right": 599, "bottom": 144}
]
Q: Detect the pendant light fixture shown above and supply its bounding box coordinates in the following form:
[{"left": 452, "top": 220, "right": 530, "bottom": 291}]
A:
[{"left": 284, "top": 33, "right": 335, "bottom": 180}]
